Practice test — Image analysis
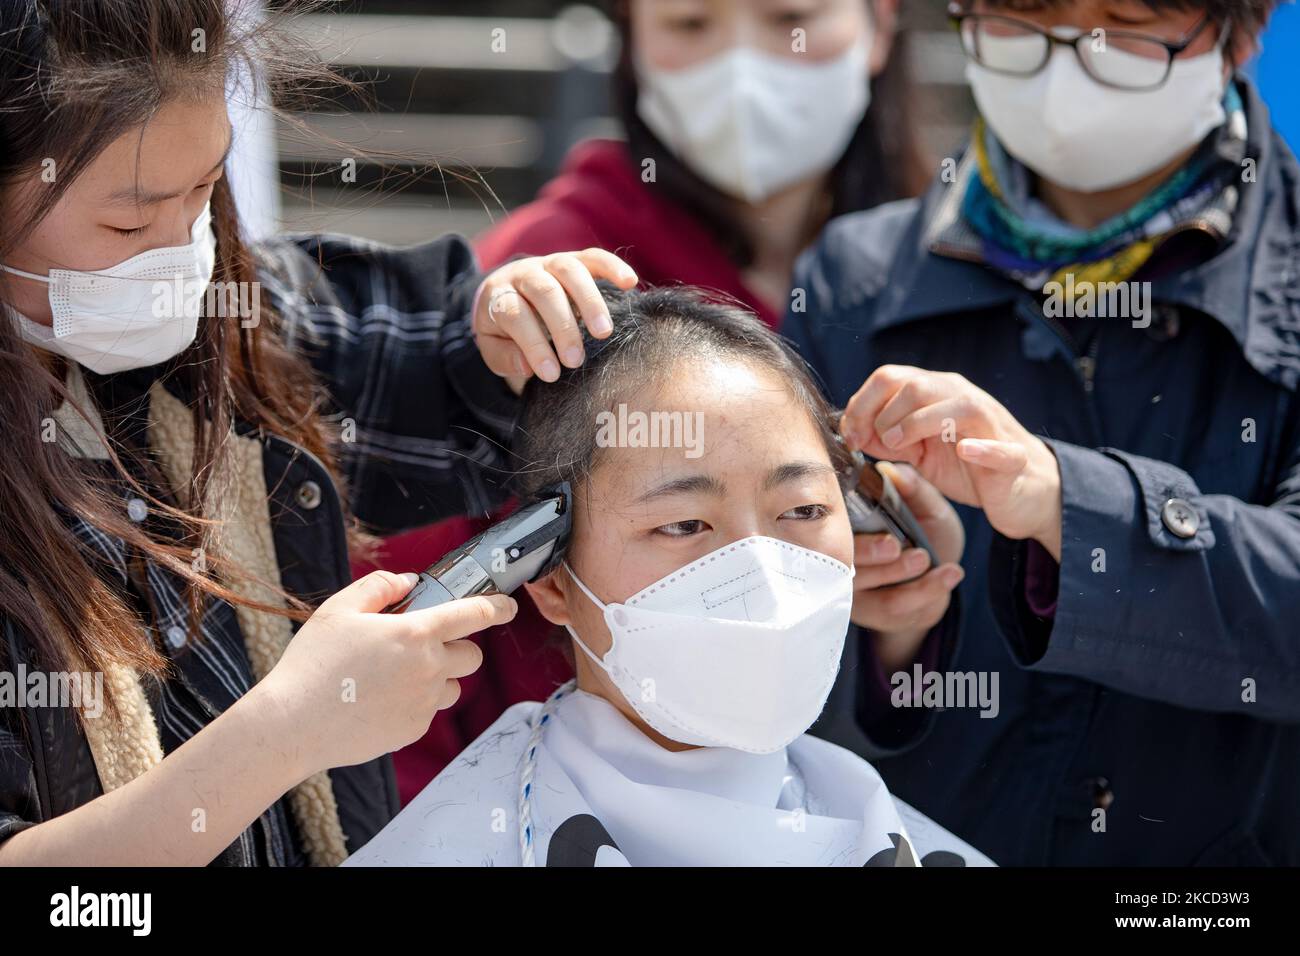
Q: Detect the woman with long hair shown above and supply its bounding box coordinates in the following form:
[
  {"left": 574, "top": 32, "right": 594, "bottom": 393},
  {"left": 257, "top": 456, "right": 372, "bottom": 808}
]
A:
[{"left": 0, "top": 0, "right": 632, "bottom": 865}]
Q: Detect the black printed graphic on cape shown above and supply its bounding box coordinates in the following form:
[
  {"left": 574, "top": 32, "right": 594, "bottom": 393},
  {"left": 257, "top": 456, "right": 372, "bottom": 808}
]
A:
[
  {"left": 863, "top": 832, "right": 964, "bottom": 867},
  {"left": 546, "top": 814, "right": 622, "bottom": 867}
]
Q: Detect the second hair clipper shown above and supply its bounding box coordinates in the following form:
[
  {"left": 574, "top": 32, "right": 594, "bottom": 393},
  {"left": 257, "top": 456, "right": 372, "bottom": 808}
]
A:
[{"left": 843, "top": 451, "right": 939, "bottom": 569}]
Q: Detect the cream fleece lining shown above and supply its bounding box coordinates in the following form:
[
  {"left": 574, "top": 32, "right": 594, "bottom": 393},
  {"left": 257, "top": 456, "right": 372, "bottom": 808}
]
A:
[{"left": 57, "top": 367, "right": 349, "bottom": 865}]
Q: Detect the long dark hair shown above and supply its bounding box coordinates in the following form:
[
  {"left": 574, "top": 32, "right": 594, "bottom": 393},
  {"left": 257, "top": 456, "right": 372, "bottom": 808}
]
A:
[
  {"left": 609, "top": 0, "right": 931, "bottom": 267},
  {"left": 0, "top": 0, "right": 353, "bottom": 712},
  {"left": 972, "top": 0, "right": 1282, "bottom": 34}
]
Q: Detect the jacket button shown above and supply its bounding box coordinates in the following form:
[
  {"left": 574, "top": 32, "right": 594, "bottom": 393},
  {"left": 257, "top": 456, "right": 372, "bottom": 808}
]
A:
[
  {"left": 1091, "top": 777, "right": 1115, "bottom": 810},
  {"left": 296, "top": 480, "right": 323, "bottom": 511},
  {"left": 126, "top": 498, "right": 149, "bottom": 523},
  {"left": 1161, "top": 497, "right": 1199, "bottom": 539},
  {"left": 1145, "top": 305, "right": 1181, "bottom": 341},
  {"left": 166, "top": 625, "right": 187, "bottom": 649}
]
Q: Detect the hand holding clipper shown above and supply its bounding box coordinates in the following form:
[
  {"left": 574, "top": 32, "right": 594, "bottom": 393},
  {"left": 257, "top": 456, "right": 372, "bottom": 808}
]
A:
[{"left": 385, "top": 483, "right": 573, "bottom": 613}]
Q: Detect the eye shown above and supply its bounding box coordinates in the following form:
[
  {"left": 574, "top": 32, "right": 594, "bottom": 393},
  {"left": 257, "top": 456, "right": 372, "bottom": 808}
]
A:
[
  {"left": 107, "top": 224, "right": 149, "bottom": 237},
  {"left": 665, "top": 15, "right": 709, "bottom": 32},
  {"left": 780, "top": 503, "right": 829, "bottom": 521},
  {"left": 774, "top": 10, "right": 809, "bottom": 27},
  {"left": 653, "top": 519, "right": 710, "bottom": 538}
]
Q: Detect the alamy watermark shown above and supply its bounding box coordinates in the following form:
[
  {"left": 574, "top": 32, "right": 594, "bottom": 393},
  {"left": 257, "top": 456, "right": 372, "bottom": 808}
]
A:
[
  {"left": 595, "top": 403, "right": 704, "bottom": 459},
  {"left": 1043, "top": 276, "right": 1153, "bottom": 329},
  {"left": 50, "top": 886, "right": 150, "bottom": 936},
  {"left": 152, "top": 278, "right": 261, "bottom": 328},
  {"left": 890, "top": 664, "right": 1000, "bottom": 719},
  {"left": 0, "top": 665, "right": 104, "bottom": 719}
]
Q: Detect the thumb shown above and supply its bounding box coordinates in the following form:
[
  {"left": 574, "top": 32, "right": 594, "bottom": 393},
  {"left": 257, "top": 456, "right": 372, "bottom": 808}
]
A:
[
  {"left": 878, "top": 460, "right": 951, "bottom": 521},
  {"left": 956, "top": 438, "right": 1030, "bottom": 474},
  {"left": 321, "top": 570, "right": 419, "bottom": 615}
]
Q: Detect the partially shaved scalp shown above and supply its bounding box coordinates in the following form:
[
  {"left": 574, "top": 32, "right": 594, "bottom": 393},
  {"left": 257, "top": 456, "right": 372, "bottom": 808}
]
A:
[{"left": 512, "top": 285, "right": 856, "bottom": 504}]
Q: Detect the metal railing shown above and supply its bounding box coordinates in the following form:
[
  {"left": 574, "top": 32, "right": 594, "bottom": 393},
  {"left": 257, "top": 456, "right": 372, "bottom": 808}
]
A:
[{"left": 274, "top": 2, "right": 972, "bottom": 244}]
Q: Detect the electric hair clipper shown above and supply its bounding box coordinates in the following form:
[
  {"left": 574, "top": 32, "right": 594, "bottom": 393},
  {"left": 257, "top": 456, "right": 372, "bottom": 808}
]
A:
[
  {"left": 384, "top": 483, "right": 573, "bottom": 613},
  {"left": 843, "top": 451, "right": 939, "bottom": 568}
]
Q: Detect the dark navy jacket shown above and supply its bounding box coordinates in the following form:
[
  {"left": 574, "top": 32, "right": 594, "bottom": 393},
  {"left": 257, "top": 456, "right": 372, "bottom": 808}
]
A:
[{"left": 788, "top": 82, "right": 1300, "bottom": 867}]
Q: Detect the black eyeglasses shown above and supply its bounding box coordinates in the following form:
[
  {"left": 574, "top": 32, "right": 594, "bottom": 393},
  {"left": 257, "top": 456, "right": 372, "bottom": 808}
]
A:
[{"left": 947, "top": 2, "right": 1226, "bottom": 91}]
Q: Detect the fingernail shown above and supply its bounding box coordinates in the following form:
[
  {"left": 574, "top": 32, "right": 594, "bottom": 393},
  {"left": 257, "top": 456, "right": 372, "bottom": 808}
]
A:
[
  {"left": 590, "top": 313, "right": 612, "bottom": 335},
  {"left": 882, "top": 426, "right": 904, "bottom": 449},
  {"left": 961, "top": 439, "right": 989, "bottom": 460},
  {"left": 942, "top": 566, "right": 965, "bottom": 588},
  {"left": 905, "top": 550, "right": 929, "bottom": 572},
  {"left": 562, "top": 346, "right": 585, "bottom": 367},
  {"left": 401, "top": 572, "right": 419, "bottom": 587},
  {"left": 538, "top": 359, "right": 560, "bottom": 381},
  {"left": 514, "top": 353, "right": 528, "bottom": 376},
  {"left": 875, "top": 537, "right": 900, "bottom": 560}
]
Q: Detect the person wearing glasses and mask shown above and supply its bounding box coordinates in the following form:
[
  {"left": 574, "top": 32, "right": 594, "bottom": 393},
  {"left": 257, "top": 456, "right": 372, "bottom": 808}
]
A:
[{"left": 785, "top": 0, "right": 1300, "bottom": 866}]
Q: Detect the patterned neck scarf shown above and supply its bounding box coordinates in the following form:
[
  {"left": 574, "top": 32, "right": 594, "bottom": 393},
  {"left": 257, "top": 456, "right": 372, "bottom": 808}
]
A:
[{"left": 957, "top": 83, "right": 1247, "bottom": 291}]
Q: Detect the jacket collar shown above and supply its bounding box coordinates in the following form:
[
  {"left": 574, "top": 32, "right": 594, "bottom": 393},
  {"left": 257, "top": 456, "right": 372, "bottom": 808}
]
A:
[
  {"left": 874, "top": 77, "right": 1300, "bottom": 391},
  {"left": 52, "top": 364, "right": 111, "bottom": 461}
]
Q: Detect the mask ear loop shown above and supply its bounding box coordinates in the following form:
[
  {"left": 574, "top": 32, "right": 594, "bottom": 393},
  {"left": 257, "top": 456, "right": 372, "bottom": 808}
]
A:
[
  {"left": 562, "top": 559, "right": 606, "bottom": 610},
  {"left": 0, "top": 263, "right": 52, "bottom": 283},
  {"left": 560, "top": 561, "right": 617, "bottom": 670},
  {"left": 1215, "top": 19, "right": 1234, "bottom": 55},
  {"left": 517, "top": 561, "right": 604, "bottom": 867}
]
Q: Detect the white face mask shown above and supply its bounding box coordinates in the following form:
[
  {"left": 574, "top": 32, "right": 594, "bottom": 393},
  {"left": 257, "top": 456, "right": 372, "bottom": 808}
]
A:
[
  {"left": 636, "top": 40, "right": 871, "bottom": 203},
  {"left": 967, "top": 37, "right": 1229, "bottom": 193},
  {"left": 2, "top": 202, "right": 217, "bottom": 375},
  {"left": 563, "top": 535, "right": 853, "bottom": 754}
]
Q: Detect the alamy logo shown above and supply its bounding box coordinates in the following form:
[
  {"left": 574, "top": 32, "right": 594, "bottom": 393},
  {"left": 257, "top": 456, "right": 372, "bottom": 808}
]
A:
[
  {"left": 890, "top": 664, "right": 1000, "bottom": 719},
  {"left": 595, "top": 403, "right": 704, "bottom": 459},
  {"left": 50, "top": 886, "right": 151, "bottom": 936},
  {"left": 0, "top": 665, "right": 103, "bottom": 719},
  {"left": 151, "top": 278, "right": 261, "bottom": 327},
  {"left": 1043, "top": 275, "right": 1152, "bottom": 329}
]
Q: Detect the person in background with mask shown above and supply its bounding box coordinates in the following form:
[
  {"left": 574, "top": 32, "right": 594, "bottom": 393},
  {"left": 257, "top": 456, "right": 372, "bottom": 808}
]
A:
[
  {"left": 786, "top": 0, "right": 1300, "bottom": 866},
  {"left": 479, "top": 0, "right": 925, "bottom": 326},
  {"left": 347, "top": 286, "right": 991, "bottom": 867},
  {"left": 375, "top": 0, "right": 958, "bottom": 808}
]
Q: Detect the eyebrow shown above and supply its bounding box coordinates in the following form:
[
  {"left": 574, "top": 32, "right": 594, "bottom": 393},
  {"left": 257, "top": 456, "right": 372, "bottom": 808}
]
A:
[
  {"left": 103, "top": 127, "right": 234, "bottom": 208},
  {"left": 634, "top": 474, "right": 727, "bottom": 505},
  {"left": 762, "top": 461, "right": 838, "bottom": 491},
  {"left": 632, "top": 461, "right": 837, "bottom": 505}
]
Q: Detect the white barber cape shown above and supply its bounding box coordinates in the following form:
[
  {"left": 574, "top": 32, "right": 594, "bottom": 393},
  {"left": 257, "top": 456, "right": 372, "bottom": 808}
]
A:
[{"left": 345, "top": 685, "right": 994, "bottom": 867}]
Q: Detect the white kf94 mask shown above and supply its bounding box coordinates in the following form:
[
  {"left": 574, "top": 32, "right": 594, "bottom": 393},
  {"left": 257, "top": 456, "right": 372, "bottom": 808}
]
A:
[
  {"left": 967, "top": 33, "right": 1229, "bottom": 193},
  {"left": 563, "top": 535, "right": 854, "bottom": 754},
  {"left": 636, "top": 40, "right": 871, "bottom": 203},
  {"left": 2, "top": 202, "right": 217, "bottom": 375}
]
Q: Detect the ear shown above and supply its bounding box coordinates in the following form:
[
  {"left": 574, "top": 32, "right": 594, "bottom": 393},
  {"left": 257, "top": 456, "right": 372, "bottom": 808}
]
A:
[
  {"left": 869, "top": 0, "right": 901, "bottom": 77},
  {"left": 1225, "top": 31, "right": 1261, "bottom": 75},
  {"left": 523, "top": 569, "right": 574, "bottom": 627}
]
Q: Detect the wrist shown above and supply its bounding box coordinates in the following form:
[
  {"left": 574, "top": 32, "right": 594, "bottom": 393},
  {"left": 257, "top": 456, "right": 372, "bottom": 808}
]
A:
[
  {"left": 1029, "top": 441, "right": 1063, "bottom": 562},
  {"left": 869, "top": 626, "right": 931, "bottom": 674},
  {"left": 235, "top": 680, "right": 319, "bottom": 785}
]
